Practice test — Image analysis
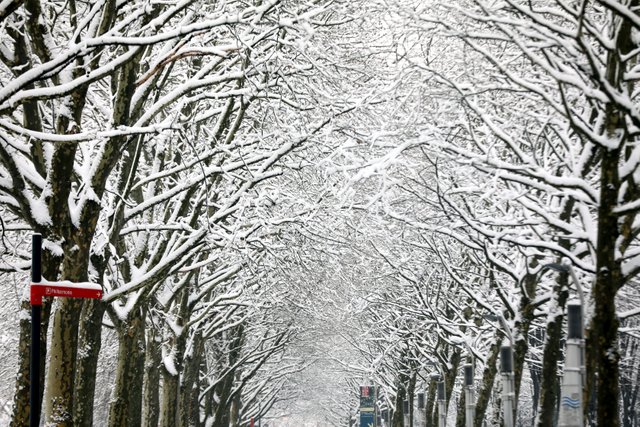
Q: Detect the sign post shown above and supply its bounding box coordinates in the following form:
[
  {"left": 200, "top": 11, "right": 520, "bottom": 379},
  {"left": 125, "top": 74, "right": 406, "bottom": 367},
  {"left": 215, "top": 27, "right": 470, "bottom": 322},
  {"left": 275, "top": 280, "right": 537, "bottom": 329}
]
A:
[
  {"left": 359, "top": 385, "right": 376, "bottom": 427},
  {"left": 463, "top": 364, "right": 475, "bottom": 427},
  {"left": 29, "top": 234, "right": 103, "bottom": 427},
  {"left": 30, "top": 235, "right": 42, "bottom": 427}
]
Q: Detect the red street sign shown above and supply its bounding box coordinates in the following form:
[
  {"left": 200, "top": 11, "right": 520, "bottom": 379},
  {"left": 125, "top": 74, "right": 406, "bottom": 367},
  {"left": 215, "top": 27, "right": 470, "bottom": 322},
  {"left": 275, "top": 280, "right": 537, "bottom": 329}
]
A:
[{"left": 30, "top": 282, "right": 103, "bottom": 305}]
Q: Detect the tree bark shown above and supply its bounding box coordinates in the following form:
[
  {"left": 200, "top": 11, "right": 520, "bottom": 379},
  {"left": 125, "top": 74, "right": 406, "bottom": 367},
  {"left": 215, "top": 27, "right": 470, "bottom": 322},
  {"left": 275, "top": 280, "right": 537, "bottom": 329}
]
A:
[
  {"left": 392, "top": 381, "right": 406, "bottom": 427},
  {"left": 179, "top": 333, "right": 205, "bottom": 427},
  {"left": 44, "top": 298, "right": 83, "bottom": 425},
  {"left": 143, "top": 329, "right": 162, "bottom": 427},
  {"left": 535, "top": 275, "right": 569, "bottom": 427},
  {"left": 73, "top": 299, "right": 107, "bottom": 427},
  {"left": 585, "top": 4, "right": 639, "bottom": 424},
  {"left": 474, "top": 331, "right": 501, "bottom": 427},
  {"left": 107, "top": 308, "right": 146, "bottom": 427},
  {"left": 513, "top": 263, "right": 539, "bottom": 405},
  {"left": 424, "top": 376, "right": 436, "bottom": 427},
  {"left": 11, "top": 253, "right": 56, "bottom": 427}
]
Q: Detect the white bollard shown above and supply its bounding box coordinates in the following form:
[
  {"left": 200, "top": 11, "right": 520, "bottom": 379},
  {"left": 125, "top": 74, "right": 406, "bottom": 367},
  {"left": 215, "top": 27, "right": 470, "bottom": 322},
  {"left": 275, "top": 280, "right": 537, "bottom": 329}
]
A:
[
  {"left": 500, "top": 346, "right": 515, "bottom": 427},
  {"left": 437, "top": 381, "right": 446, "bottom": 427},
  {"left": 463, "top": 364, "right": 475, "bottom": 427},
  {"left": 559, "top": 303, "right": 584, "bottom": 427}
]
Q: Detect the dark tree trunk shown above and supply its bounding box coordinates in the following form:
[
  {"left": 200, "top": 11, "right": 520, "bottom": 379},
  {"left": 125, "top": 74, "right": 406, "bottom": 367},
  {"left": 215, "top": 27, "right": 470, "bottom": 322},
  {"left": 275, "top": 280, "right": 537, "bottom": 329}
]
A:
[
  {"left": 11, "top": 251, "right": 58, "bottom": 427},
  {"left": 392, "top": 381, "right": 406, "bottom": 427},
  {"left": 474, "top": 331, "right": 502, "bottom": 427},
  {"left": 179, "top": 333, "right": 205, "bottom": 427},
  {"left": 424, "top": 376, "right": 437, "bottom": 427},
  {"left": 107, "top": 308, "right": 146, "bottom": 427},
  {"left": 143, "top": 329, "right": 162, "bottom": 427},
  {"left": 586, "top": 4, "right": 639, "bottom": 425},
  {"left": 535, "top": 276, "right": 569, "bottom": 427}
]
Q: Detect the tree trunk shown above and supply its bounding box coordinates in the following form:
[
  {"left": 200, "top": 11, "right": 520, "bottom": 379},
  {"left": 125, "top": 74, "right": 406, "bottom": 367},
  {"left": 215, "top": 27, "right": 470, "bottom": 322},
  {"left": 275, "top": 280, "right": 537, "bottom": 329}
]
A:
[
  {"left": 586, "top": 4, "right": 638, "bottom": 425},
  {"left": 73, "top": 299, "right": 107, "bottom": 427},
  {"left": 455, "top": 380, "right": 466, "bottom": 427},
  {"left": 474, "top": 331, "right": 502, "bottom": 427},
  {"left": 143, "top": 329, "right": 162, "bottom": 427},
  {"left": 590, "top": 142, "right": 623, "bottom": 426},
  {"left": 392, "top": 381, "right": 406, "bottom": 427},
  {"left": 211, "top": 375, "right": 235, "bottom": 427},
  {"left": 44, "top": 298, "right": 84, "bottom": 425},
  {"left": 107, "top": 308, "right": 146, "bottom": 427},
  {"left": 11, "top": 252, "right": 58, "bottom": 427},
  {"left": 529, "top": 328, "right": 544, "bottom": 423},
  {"left": 161, "top": 287, "right": 191, "bottom": 427},
  {"left": 161, "top": 366, "right": 180, "bottom": 427},
  {"left": 424, "top": 379, "right": 436, "bottom": 427},
  {"left": 535, "top": 276, "right": 569, "bottom": 427},
  {"left": 179, "top": 333, "right": 205, "bottom": 427},
  {"left": 513, "top": 264, "right": 539, "bottom": 405},
  {"left": 445, "top": 348, "right": 461, "bottom": 413}
]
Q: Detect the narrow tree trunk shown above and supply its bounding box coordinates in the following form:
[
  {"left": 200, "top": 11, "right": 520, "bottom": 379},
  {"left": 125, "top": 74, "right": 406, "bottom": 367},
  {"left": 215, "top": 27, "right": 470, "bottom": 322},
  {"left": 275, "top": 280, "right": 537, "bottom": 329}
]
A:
[
  {"left": 392, "top": 381, "right": 406, "bottom": 427},
  {"left": 10, "top": 299, "right": 32, "bottom": 427},
  {"left": 161, "top": 367, "right": 180, "bottom": 427},
  {"left": 107, "top": 308, "right": 146, "bottom": 427},
  {"left": 529, "top": 328, "right": 544, "bottom": 424},
  {"left": 11, "top": 252, "right": 58, "bottom": 427},
  {"left": 44, "top": 298, "right": 84, "bottom": 425},
  {"left": 445, "top": 348, "right": 461, "bottom": 412},
  {"left": 179, "top": 333, "right": 205, "bottom": 427},
  {"left": 474, "top": 331, "right": 502, "bottom": 427},
  {"left": 535, "top": 276, "right": 569, "bottom": 427},
  {"left": 143, "top": 329, "right": 162, "bottom": 427},
  {"left": 211, "top": 376, "right": 235, "bottom": 427},
  {"left": 73, "top": 299, "right": 107, "bottom": 427},
  {"left": 424, "top": 378, "right": 436, "bottom": 427},
  {"left": 513, "top": 264, "right": 539, "bottom": 405},
  {"left": 161, "top": 287, "right": 191, "bottom": 427},
  {"left": 591, "top": 143, "right": 623, "bottom": 426},
  {"left": 229, "top": 390, "right": 241, "bottom": 427}
]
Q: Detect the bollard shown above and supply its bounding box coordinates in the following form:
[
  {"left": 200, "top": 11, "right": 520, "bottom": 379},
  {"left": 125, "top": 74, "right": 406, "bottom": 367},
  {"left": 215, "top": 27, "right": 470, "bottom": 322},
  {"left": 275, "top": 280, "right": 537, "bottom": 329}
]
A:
[
  {"left": 418, "top": 392, "right": 425, "bottom": 410},
  {"left": 463, "top": 364, "right": 475, "bottom": 427},
  {"left": 437, "top": 380, "right": 446, "bottom": 427},
  {"left": 500, "top": 346, "right": 515, "bottom": 427},
  {"left": 559, "top": 303, "right": 584, "bottom": 427}
]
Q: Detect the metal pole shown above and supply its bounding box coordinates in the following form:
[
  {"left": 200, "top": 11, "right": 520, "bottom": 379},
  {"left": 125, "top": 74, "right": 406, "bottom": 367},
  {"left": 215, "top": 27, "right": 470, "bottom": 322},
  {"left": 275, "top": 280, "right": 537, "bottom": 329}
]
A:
[
  {"left": 559, "top": 303, "right": 584, "bottom": 426},
  {"left": 437, "top": 380, "right": 446, "bottom": 427},
  {"left": 30, "top": 234, "right": 42, "bottom": 427},
  {"left": 463, "top": 364, "right": 475, "bottom": 427}
]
